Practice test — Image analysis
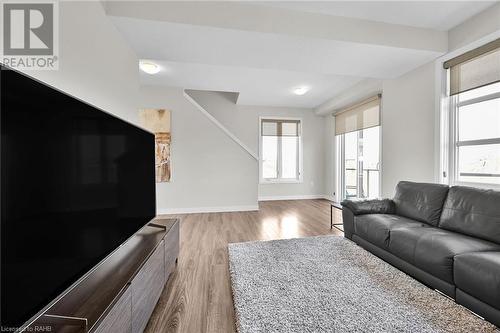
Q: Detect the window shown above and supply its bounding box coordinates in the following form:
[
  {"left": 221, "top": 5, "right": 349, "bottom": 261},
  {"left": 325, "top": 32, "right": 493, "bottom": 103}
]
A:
[
  {"left": 335, "top": 95, "right": 381, "bottom": 200},
  {"left": 443, "top": 38, "right": 500, "bottom": 187},
  {"left": 260, "top": 118, "right": 301, "bottom": 183}
]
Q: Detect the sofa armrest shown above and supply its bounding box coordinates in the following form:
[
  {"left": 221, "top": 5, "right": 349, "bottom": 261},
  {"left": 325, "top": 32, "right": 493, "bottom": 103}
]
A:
[
  {"left": 341, "top": 199, "right": 395, "bottom": 216},
  {"left": 340, "top": 199, "right": 394, "bottom": 240},
  {"left": 341, "top": 208, "right": 355, "bottom": 240}
]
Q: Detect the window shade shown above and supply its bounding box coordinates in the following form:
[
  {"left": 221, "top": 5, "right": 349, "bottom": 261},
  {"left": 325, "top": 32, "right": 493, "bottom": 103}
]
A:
[
  {"left": 334, "top": 95, "right": 381, "bottom": 136},
  {"left": 261, "top": 119, "right": 300, "bottom": 136},
  {"left": 444, "top": 38, "right": 500, "bottom": 96}
]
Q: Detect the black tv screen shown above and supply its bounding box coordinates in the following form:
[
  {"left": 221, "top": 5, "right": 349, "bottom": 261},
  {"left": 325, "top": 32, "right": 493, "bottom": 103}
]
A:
[{"left": 0, "top": 66, "right": 156, "bottom": 330}]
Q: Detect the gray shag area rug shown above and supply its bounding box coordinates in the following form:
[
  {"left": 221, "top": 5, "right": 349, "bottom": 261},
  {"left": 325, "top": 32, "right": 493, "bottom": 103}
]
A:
[{"left": 228, "top": 236, "right": 498, "bottom": 333}]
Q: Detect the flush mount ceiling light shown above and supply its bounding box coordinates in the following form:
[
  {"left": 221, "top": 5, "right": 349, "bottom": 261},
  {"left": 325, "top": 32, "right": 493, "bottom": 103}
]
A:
[
  {"left": 293, "top": 86, "right": 309, "bottom": 95},
  {"left": 139, "top": 60, "right": 160, "bottom": 75}
]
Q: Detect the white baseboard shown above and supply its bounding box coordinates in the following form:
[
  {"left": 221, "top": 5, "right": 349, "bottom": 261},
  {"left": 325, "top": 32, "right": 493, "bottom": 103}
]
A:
[
  {"left": 258, "top": 194, "right": 330, "bottom": 201},
  {"left": 323, "top": 195, "right": 336, "bottom": 202},
  {"left": 158, "top": 196, "right": 336, "bottom": 214},
  {"left": 157, "top": 205, "right": 259, "bottom": 215}
]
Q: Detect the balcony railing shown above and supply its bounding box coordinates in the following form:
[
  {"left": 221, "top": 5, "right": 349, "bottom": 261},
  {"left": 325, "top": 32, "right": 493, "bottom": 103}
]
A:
[{"left": 345, "top": 168, "right": 379, "bottom": 199}]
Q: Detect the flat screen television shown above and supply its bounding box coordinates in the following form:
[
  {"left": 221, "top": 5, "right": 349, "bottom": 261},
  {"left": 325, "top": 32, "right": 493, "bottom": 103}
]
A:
[{"left": 0, "top": 66, "right": 156, "bottom": 330}]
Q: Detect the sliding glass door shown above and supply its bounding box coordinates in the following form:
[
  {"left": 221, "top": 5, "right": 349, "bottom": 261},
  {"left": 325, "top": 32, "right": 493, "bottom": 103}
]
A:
[
  {"left": 338, "top": 126, "right": 380, "bottom": 200},
  {"left": 334, "top": 95, "right": 382, "bottom": 201}
]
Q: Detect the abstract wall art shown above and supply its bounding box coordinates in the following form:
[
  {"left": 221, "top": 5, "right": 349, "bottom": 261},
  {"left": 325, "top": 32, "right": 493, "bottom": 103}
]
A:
[{"left": 139, "top": 108, "right": 171, "bottom": 182}]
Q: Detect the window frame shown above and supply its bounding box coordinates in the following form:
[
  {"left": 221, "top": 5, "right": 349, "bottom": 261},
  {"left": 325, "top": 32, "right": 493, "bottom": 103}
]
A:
[
  {"left": 437, "top": 33, "right": 500, "bottom": 190},
  {"left": 447, "top": 88, "right": 500, "bottom": 189},
  {"left": 335, "top": 125, "right": 382, "bottom": 201},
  {"left": 259, "top": 116, "right": 303, "bottom": 184}
]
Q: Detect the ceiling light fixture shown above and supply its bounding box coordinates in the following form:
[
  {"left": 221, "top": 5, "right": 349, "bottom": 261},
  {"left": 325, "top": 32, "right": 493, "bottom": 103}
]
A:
[
  {"left": 293, "top": 86, "right": 309, "bottom": 95},
  {"left": 139, "top": 60, "right": 161, "bottom": 75}
]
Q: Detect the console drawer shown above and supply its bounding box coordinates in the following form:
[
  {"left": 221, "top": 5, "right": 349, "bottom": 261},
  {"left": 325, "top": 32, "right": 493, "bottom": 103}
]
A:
[
  {"left": 93, "top": 286, "right": 132, "bottom": 333},
  {"left": 131, "top": 239, "right": 165, "bottom": 333},
  {"left": 165, "top": 220, "right": 180, "bottom": 280}
]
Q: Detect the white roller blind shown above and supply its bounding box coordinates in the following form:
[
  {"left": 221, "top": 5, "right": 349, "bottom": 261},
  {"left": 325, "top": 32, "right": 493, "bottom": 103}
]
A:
[
  {"left": 444, "top": 38, "right": 500, "bottom": 96},
  {"left": 261, "top": 119, "right": 300, "bottom": 136},
  {"left": 334, "top": 95, "right": 381, "bottom": 136}
]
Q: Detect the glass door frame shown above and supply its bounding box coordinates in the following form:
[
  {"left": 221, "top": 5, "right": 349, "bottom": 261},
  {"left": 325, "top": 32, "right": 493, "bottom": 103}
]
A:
[{"left": 336, "top": 126, "right": 382, "bottom": 201}]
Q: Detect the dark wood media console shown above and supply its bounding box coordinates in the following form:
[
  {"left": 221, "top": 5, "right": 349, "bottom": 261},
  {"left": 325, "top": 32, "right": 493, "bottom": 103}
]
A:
[{"left": 24, "top": 218, "right": 180, "bottom": 333}]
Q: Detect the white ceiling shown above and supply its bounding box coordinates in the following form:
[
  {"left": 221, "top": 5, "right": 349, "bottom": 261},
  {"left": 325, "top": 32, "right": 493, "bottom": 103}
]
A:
[
  {"left": 253, "top": 1, "right": 496, "bottom": 31},
  {"left": 114, "top": 18, "right": 443, "bottom": 78},
  {"left": 105, "top": 1, "right": 494, "bottom": 108},
  {"left": 139, "top": 60, "right": 363, "bottom": 108}
]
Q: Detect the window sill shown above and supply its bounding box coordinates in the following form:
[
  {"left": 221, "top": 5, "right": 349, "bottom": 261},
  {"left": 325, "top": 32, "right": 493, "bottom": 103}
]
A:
[
  {"left": 452, "top": 181, "right": 500, "bottom": 190},
  {"left": 260, "top": 179, "right": 303, "bottom": 185}
]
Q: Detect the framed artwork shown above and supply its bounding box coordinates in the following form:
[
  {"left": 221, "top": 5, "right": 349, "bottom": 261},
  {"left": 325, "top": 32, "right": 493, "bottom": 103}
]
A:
[{"left": 139, "top": 109, "right": 171, "bottom": 182}]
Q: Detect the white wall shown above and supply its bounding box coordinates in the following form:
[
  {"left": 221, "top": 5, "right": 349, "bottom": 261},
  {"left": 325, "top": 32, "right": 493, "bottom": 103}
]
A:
[
  {"left": 378, "top": 4, "right": 500, "bottom": 197},
  {"left": 381, "top": 62, "right": 436, "bottom": 197},
  {"left": 323, "top": 116, "right": 336, "bottom": 201},
  {"left": 320, "top": 63, "right": 437, "bottom": 200},
  {"left": 139, "top": 86, "right": 258, "bottom": 213},
  {"left": 185, "top": 90, "right": 326, "bottom": 200},
  {"left": 448, "top": 2, "right": 500, "bottom": 51},
  {"left": 17, "top": 1, "right": 140, "bottom": 124}
]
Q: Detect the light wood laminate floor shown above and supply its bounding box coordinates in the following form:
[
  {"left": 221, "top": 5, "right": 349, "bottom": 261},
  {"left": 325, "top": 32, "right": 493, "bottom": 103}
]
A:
[{"left": 145, "top": 199, "right": 343, "bottom": 333}]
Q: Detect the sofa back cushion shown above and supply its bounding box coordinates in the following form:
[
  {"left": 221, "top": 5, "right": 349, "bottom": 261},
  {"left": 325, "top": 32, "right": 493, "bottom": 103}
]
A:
[
  {"left": 393, "top": 181, "right": 449, "bottom": 226},
  {"left": 440, "top": 186, "right": 500, "bottom": 243}
]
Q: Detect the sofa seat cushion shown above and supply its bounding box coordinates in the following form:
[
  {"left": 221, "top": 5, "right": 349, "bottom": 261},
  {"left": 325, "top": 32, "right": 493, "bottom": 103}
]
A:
[
  {"left": 389, "top": 227, "right": 500, "bottom": 283},
  {"left": 354, "top": 214, "right": 429, "bottom": 249},
  {"left": 388, "top": 226, "right": 432, "bottom": 266},
  {"left": 455, "top": 252, "right": 500, "bottom": 309}
]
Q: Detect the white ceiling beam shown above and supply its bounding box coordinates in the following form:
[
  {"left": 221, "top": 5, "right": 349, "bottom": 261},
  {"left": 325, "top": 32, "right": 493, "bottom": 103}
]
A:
[
  {"left": 104, "top": 1, "right": 447, "bottom": 53},
  {"left": 315, "top": 79, "right": 383, "bottom": 116}
]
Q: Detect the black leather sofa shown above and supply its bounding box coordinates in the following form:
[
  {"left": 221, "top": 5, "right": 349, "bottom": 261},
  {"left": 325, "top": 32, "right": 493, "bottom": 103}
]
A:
[{"left": 341, "top": 181, "right": 500, "bottom": 327}]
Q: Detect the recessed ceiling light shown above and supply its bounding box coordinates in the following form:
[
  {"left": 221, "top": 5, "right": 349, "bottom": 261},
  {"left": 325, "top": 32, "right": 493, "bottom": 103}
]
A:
[
  {"left": 293, "top": 86, "right": 309, "bottom": 95},
  {"left": 139, "top": 60, "right": 160, "bottom": 75}
]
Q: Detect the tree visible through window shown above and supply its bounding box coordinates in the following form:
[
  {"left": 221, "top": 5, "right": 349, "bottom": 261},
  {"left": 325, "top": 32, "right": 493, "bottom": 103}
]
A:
[{"left": 260, "top": 119, "right": 301, "bottom": 182}]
